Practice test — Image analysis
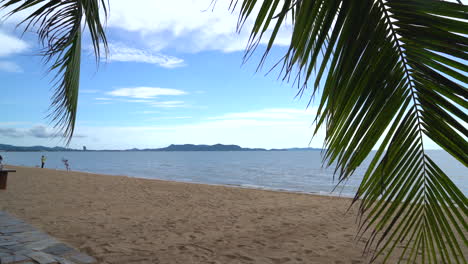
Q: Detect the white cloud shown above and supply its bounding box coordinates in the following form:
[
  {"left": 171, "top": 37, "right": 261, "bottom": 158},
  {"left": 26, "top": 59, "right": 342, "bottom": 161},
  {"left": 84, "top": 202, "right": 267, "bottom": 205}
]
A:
[
  {"left": 209, "top": 108, "right": 313, "bottom": 121},
  {"left": 0, "top": 125, "right": 86, "bottom": 139},
  {"left": 107, "top": 87, "right": 187, "bottom": 99},
  {"left": 0, "top": 31, "right": 29, "bottom": 57},
  {"left": 149, "top": 116, "right": 192, "bottom": 120},
  {"left": 137, "top": 111, "right": 160, "bottom": 114},
  {"left": 27, "top": 126, "right": 57, "bottom": 138},
  {"left": 106, "top": 43, "right": 185, "bottom": 68},
  {"left": 61, "top": 108, "right": 321, "bottom": 149},
  {"left": 65, "top": 108, "right": 320, "bottom": 149},
  {"left": 67, "top": 107, "right": 441, "bottom": 150},
  {"left": 150, "top": 101, "right": 186, "bottom": 108},
  {"left": 106, "top": 0, "right": 292, "bottom": 53},
  {"left": 94, "top": 93, "right": 188, "bottom": 108},
  {"left": 0, "top": 122, "right": 30, "bottom": 126},
  {"left": 0, "top": 31, "right": 28, "bottom": 72},
  {"left": 122, "top": 99, "right": 152, "bottom": 103},
  {"left": 0, "top": 61, "right": 22, "bottom": 73}
]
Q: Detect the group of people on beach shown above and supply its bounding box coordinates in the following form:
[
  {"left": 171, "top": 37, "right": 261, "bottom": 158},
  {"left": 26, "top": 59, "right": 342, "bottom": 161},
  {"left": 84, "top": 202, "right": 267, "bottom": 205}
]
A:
[
  {"left": 0, "top": 155, "right": 70, "bottom": 171},
  {"left": 42, "top": 155, "right": 70, "bottom": 171},
  {"left": 42, "top": 156, "right": 70, "bottom": 171}
]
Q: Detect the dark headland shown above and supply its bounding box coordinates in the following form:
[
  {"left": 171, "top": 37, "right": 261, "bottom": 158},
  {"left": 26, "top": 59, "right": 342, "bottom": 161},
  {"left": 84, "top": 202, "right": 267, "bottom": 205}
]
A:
[{"left": 0, "top": 143, "right": 321, "bottom": 152}]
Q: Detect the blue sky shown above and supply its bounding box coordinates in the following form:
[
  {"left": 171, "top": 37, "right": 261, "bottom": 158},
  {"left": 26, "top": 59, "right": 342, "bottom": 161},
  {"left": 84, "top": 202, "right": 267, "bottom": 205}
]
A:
[
  {"left": 0, "top": 0, "right": 326, "bottom": 150},
  {"left": 0, "top": 0, "right": 449, "bottom": 150}
]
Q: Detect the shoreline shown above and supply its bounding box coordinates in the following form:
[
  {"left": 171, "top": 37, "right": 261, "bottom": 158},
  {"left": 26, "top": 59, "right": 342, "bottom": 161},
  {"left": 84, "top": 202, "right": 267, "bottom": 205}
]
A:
[{"left": 3, "top": 164, "right": 356, "bottom": 199}]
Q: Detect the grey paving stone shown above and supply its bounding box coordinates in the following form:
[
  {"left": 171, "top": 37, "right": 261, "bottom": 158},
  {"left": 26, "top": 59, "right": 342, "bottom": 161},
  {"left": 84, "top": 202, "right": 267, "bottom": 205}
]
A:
[
  {"left": 17, "top": 236, "right": 47, "bottom": 243},
  {"left": 14, "top": 248, "right": 36, "bottom": 256},
  {"left": 67, "top": 252, "right": 97, "bottom": 264},
  {"left": 0, "top": 253, "right": 30, "bottom": 264},
  {"left": 0, "top": 248, "right": 11, "bottom": 253},
  {"left": 1, "top": 226, "right": 35, "bottom": 235},
  {"left": 54, "top": 256, "right": 77, "bottom": 264},
  {"left": 0, "top": 217, "right": 26, "bottom": 224},
  {"left": 43, "top": 243, "right": 74, "bottom": 256},
  {"left": 0, "top": 211, "right": 96, "bottom": 264},
  {"left": 27, "top": 251, "right": 59, "bottom": 264},
  {"left": 13, "top": 230, "right": 48, "bottom": 239},
  {"left": 1, "top": 218, "right": 27, "bottom": 224},
  {"left": 0, "top": 241, "right": 17, "bottom": 247},
  {"left": 24, "top": 238, "right": 60, "bottom": 251},
  {"left": 0, "top": 236, "right": 15, "bottom": 241},
  {"left": 14, "top": 231, "right": 50, "bottom": 243},
  {"left": 0, "top": 221, "right": 27, "bottom": 229},
  {"left": 3, "top": 243, "right": 28, "bottom": 251},
  {"left": 0, "top": 251, "right": 12, "bottom": 258}
]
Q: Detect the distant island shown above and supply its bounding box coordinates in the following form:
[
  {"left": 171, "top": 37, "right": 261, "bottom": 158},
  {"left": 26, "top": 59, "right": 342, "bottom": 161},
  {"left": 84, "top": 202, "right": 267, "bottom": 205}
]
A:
[{"left": 0, "top": 143, "right": 322, "bottom": 152}]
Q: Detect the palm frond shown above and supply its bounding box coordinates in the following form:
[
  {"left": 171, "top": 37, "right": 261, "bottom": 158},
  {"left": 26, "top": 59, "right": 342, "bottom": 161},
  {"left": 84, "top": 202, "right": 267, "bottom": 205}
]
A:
[
  {"left": 232, "top": 0, "right": 467, "bottom": 262},
  {"left": 0, "top": 0, "right": 108, "bottom": 142}
]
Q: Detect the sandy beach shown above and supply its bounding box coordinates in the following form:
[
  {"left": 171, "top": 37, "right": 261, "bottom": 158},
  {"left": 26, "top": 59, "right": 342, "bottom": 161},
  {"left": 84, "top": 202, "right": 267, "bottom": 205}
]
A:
[{"left": 0, "top": 166, "right": 400, "bottom": 264}]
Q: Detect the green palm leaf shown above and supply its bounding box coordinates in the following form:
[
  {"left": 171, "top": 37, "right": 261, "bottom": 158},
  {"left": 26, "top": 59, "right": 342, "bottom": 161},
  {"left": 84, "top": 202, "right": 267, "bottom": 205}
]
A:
[
  {"left": 232, "top": 0, "right": 467, "bottom": 262},
  {"left": 0, "top": 0, "right": 108, "bottom": 141}
]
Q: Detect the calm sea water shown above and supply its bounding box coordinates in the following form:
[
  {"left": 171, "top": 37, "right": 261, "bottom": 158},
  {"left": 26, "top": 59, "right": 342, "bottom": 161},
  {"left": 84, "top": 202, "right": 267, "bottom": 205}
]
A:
[{"left": 1, "top": 151, "right": 466, "bottom": 197}]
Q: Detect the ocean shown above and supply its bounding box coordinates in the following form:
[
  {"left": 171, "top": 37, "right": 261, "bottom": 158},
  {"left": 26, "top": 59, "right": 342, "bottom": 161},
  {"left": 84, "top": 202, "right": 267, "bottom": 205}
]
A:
[{"left": 1, "top": 150, "right": 466, "bottom": 197}]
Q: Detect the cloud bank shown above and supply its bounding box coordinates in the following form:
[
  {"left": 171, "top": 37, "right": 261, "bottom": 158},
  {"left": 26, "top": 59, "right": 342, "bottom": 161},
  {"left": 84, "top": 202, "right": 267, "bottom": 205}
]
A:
[
  {"left": 107, "top": 87, "right": 187, "bottom": 99},
  {"left": 0, "top": 30, "right": 29, "bottom": 73},
  {"left": 0, "top": 126, "right": 86, "bottom": 138},
  {"left": 0, "top": 61, "right": 22, "bottom": 73},
  {"left": 105, "top": 43, "right": 185, "bottom": 68},
  {"left": 64, "top": 108, "right": 321, "bottom": 149},
  {"left": 105, "top": 0, "right": 292, "bottom": 53}
]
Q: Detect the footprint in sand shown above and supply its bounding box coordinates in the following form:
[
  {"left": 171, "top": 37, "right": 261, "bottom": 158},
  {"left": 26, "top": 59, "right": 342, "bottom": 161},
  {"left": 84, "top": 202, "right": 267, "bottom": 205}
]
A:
[
  {"left": 304, "top": 249, "right": 320, "bottom": 257},
  {"left": 269, "top": 257, "right": 291, "bottom": 264},
  {"left": 253, "top": 240, "right": 266, "bottom": 246},
  {"left": 224, "top": 254, "right": 254, "bottom": 261},
  {"left": 177, "top": 245, "right": 188, "bottom": 251}
]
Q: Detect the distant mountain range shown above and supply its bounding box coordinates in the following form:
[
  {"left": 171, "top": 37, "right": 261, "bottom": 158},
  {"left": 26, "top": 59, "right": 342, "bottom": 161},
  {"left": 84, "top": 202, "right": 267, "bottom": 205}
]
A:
[
  {"left": 0, "top": 143, "right": 322, "bottom": 152},
  {"left": 0, "top": 144, "right": 73, "bottom": 152},
  {"left": 140, "top": 144, "right": 269, "bottom": 151}
]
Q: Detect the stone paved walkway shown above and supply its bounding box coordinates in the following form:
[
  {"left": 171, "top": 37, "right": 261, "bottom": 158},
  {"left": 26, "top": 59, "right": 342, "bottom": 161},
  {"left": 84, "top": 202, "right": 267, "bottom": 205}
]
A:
[{"left": 0, "top": 211, "right": 97, "bottom": 264}]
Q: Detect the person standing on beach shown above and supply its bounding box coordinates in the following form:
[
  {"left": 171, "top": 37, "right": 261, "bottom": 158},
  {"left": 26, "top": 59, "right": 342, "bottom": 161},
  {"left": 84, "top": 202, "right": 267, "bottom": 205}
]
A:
[
  {"left": 62, "top": 158, "right": 70, "bottom": 171},
  {"left": 41, "top": 155, "right": 46, "bottom": 168},
  {"left": 0, "top": 155, "right": 3, "bottom": 170}
]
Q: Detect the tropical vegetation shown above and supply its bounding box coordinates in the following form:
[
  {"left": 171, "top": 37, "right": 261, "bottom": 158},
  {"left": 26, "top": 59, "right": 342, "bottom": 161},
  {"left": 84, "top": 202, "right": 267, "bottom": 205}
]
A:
[{"left": 1, "top": 0, "right": 467, "bottom": 262}]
